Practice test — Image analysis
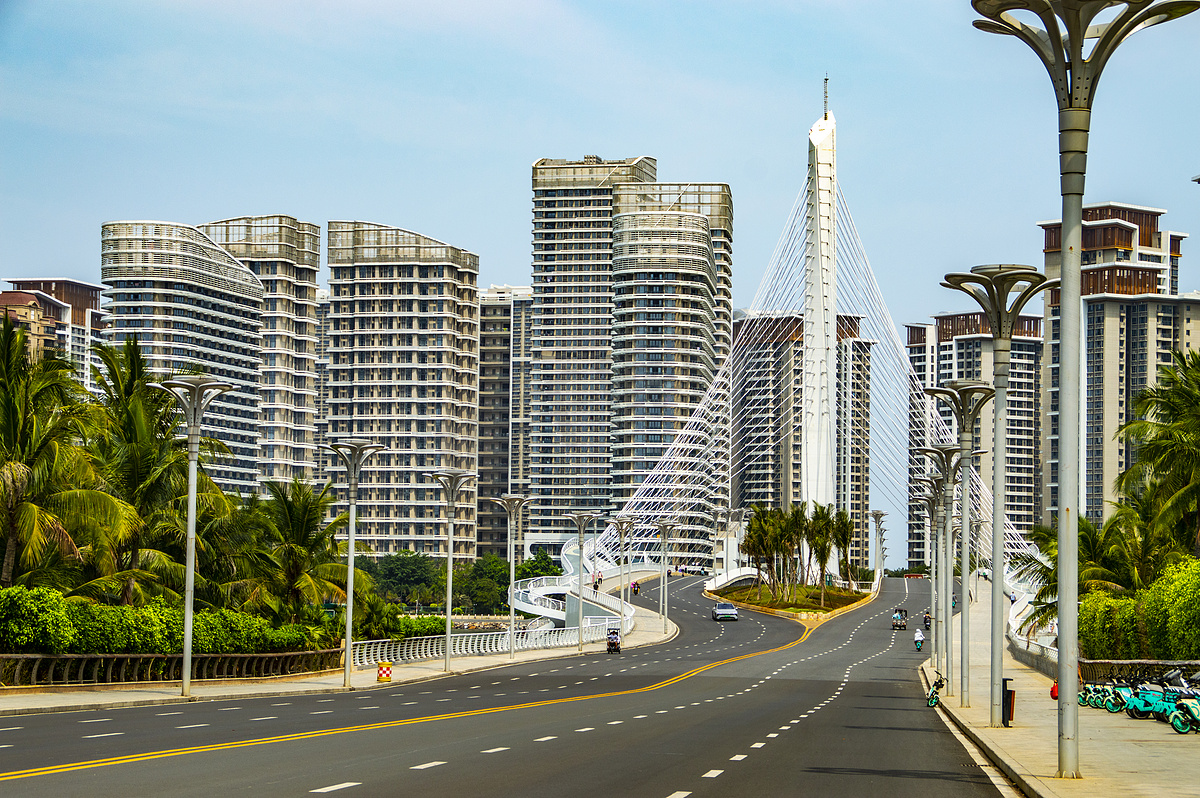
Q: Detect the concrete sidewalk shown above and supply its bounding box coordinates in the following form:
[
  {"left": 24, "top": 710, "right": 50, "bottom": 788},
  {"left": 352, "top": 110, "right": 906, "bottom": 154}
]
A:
[
  {"left": 925, "top": 579, "right": 1199, "bottom": 798},
  {"left": 0, "top": 603, "right": 676, "bottom": 718}
]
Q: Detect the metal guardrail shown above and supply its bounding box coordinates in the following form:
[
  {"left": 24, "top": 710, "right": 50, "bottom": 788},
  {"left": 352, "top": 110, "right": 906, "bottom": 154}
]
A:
[
  {"left": 351, "top": 617, "right": 627, "bottom": 668},
  {"left": 0, "top": 649, "right": 342, "bottom": 687}
]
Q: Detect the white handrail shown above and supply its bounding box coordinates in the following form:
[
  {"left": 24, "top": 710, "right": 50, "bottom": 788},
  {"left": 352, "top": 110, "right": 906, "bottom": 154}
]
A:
[{"left": 352, "top": 616, "right": 632, "bottom": 668}]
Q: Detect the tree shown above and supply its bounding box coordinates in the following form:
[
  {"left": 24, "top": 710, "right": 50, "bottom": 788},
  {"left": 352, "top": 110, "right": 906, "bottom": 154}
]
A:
[
  {"left": 86, "top": 339, "right": 192, "bottom": 604},
  {"left": 1117, "top": 349, "right": 1200, "bottom": 556},
  {"left": 809, "top": 504, "right": 834, "bottom": 608},
  {"left": 247, "top": 479, "right": 364, "bottom": 624},
  {"left": 0, "top": 317, "right": 132, "bottom": 588},
  {"left": 370, "top": 549, "right": 440, "bottom": 599},
  {"left": 832, "top": 508, "right": 854, "bottom": 586},
  {"left": 515, "top": 549, "right": 562, "bottom": 581}
]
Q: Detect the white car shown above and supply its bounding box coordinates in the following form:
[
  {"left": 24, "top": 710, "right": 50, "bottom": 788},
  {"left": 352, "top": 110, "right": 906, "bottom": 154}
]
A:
[{"left": 712, "top": 602, "right": 739, "bottom": 621}]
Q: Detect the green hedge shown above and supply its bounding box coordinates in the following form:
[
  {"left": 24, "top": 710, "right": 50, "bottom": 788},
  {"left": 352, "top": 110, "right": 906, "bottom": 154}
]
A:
[
  {"left": 1080, "top": 559, "right": 1200, "bottom": 659},
  {"left": 0, "top": 587, "right": 316, "bottom": 655}
]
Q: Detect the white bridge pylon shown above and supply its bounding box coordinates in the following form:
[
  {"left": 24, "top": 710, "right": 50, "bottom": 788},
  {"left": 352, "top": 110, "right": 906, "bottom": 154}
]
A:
[{"left": 523, "top": 111, "right": 1029, "bottom": 621}]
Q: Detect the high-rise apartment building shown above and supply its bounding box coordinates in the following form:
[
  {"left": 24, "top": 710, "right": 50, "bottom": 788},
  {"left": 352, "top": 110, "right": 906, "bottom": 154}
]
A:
[
  {"left": 325, "top": 221, "right": 479, "bottom": 559},
  {"left": 200, "top": 216, "right": 320, "bottom": 485},
  {"left": 1039, "top": 202, "right": 1190, "bottom": 524},
  {"left": 100, "top": 221, "right": 263, "bottom": 495},
  {"left": 730, "top": 312, "right": 873, "bottom": 565},
  {"left": 314, "top": 288, "right": 332, "bottom": 485},
  {"left": 905, "top": 312, "right": 1043, "bottom": 569},
  {"left": 610, "top": 183, "right": 734, "bottom": 565},
  {"left": 477, "top": 285, "right": 533, "bottom": 560},
  {"left": 527, "top": 156, "right": 657, "bottom": 556},
  {"left": 5, "top": 278, "right": 108, "bottom": 393}
]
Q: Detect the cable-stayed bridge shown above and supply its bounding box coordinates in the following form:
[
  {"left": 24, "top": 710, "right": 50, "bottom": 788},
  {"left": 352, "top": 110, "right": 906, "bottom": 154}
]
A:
[{"left": 514, "top": 110, "right": 1031, "bottom": 622}]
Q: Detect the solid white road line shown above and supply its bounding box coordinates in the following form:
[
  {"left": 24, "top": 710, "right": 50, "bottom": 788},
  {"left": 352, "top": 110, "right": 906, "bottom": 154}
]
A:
[{"left": 310, "top": 782, "right": 361, "bottom": 792}]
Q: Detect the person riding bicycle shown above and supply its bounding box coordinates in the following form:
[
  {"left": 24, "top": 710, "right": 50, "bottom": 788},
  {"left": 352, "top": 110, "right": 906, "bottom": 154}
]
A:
[{"left": 914, "top": 628, "right": 925, "bottom": 650}]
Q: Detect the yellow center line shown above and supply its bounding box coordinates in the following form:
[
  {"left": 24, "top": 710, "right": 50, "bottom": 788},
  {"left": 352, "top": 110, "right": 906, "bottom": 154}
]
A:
[{"left": 1, "top": 625, "right": 814, "bottom": 782}]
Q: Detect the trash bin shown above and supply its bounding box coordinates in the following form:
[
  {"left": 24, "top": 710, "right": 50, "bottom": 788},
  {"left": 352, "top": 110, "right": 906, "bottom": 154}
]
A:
[
  {"left": 377, "top": 661, "right": 393, "bottom": 683},
  {"left": 1002, "top": 677, "right": 1015, "bottom": 727}
]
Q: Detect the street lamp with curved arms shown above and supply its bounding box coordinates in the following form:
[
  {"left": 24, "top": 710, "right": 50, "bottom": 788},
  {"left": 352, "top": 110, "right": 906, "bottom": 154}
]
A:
[
  {"left": 943, "top": 263, "right": 1054, "bottom": 726},
  {"left": 433, "top": 468, "right": 475, "bottom": 671},
  {"left": 918, "top": 443, "right": 963, "bottom": 695},
  {"left": 565, "top": 511, "right": 603, "bottom": 651},
  {"left": 912, "top": 485, "right": 941, "bottom": 670},
  {"left": 483, "top": 494, "right": 530, "bottom": 660},
  {"left": 655, "top": 520, "right": 678, "bottom": 634},
  {"left": 869, "top": 510, "right": 887, "bottom": 583},
  {"left": 324, "top": 437, "right": 386, "bottom": 689},
  {"left": 154, "top": 375, "right": 233, "bottom": 698},
  {"left": 926, "top": 379, "right": 995, "bottom": 707},
  {"left": 609, "top": 517, "right": 636, "bottom": 610},
  {"left": 971, "top": 4, "right": 1197, "bottom": 772}
]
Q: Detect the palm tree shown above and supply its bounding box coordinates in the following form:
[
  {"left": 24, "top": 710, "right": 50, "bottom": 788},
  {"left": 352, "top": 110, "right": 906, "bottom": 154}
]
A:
[
  {"left": 1117, "top": 349, "right": 1200, "bottom": 555},
  {"left": 741, "top": 505, "right": 774, "bottom": 601},
  {"left": 782, "top": 502, "right": 808, "bottom": 603},
  {"left": 0, "top": 317, "right": 132, "bottom": 588},
  {"left": 809, "top": 503, "right": 834, "bottom": 608},
  {"left": 87, "top": 339, "right": 192, "bottom": 604},
  {"left": 248, "top": 479, "right": 366, "bottom": 624},
  {"left": 832, "top": 508, "right": 854, "bottom": 587}
]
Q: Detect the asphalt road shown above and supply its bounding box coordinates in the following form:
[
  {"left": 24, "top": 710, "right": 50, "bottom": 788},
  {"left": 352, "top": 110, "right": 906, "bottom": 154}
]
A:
[{"left": 1, "top": 577, "right": 998, "bottom": 797}]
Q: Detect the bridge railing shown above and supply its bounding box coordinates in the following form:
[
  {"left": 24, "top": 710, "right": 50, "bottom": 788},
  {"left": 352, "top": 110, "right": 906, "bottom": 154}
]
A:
[
  {"left": 351, "top": 618, "right": 624, "bottom": 668},
  {"left": 0, "top": 649, "right": 342, "bottom": 687}
]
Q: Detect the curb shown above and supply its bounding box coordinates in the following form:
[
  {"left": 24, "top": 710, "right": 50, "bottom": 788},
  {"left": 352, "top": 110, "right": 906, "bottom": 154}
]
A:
[{"left": 919, "top": 662, "right": 1061, "bottom": 798}]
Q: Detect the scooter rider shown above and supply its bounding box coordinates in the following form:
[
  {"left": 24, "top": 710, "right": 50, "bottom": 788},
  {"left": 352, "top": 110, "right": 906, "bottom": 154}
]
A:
[{"left": 914, "top": 628, "right": 925, "bottom": 651}]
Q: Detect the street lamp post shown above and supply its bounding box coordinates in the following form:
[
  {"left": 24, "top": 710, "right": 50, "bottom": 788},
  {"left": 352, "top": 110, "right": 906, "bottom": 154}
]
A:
[
  {"left": 729, "top": 508, "right": 747, "bottom": 577},
  {"left": 484, "top": 494, "right": 530, "bottom": 660},
  {"left": 324, "top": 438, "right": 386, "bottom": 689},
  {"left": 155, "top": 375, "right": 233, "bottom": 698},
  {"left": 565, "top": 511, "right": 603, "bottom": 652},
  {"left": 869, "top": 510, "right": 887, "bottom": 585},
  {"left": 918, "top": 443, "right": 962, "bottom": 697},
  {"left": 656, "top": 521, "right": 677, "bottom": 635},
  {"left": 971, "top": 3, "right": 1197, "bottom": 774},
  {"left": 943, "top": 264, "right": 1053, "bottom": 726},
  {"left": 433, "top": 468, "right": 475, "bottom": 672},
  {"left": 914, "top": 477, "right": 942, "bottom": 672},
  {"left": 610, "top": 518, "right": 636, "bottom": 610},
  {"left": 926, "top": 379, "right": 994, "bottom": 707}
]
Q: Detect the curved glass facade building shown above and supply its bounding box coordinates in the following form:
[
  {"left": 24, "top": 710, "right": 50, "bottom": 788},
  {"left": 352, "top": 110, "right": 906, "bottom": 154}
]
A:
[
  {"left": 101, "top": 221, "right": 263, "bottom": 495},
  {"left": 200, "top": 215, "right": 320, "bottom": 484}
]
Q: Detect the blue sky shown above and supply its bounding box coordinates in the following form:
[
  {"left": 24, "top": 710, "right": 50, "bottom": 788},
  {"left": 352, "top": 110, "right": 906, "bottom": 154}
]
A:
[{"left": 2, "top": 0, "right": 1197, "bottom": 324}]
